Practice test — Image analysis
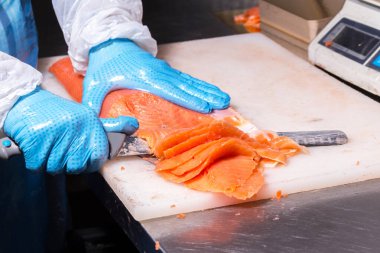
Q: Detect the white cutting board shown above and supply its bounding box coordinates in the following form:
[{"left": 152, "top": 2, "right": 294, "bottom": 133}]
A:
[{"left": 38, "top": 33, "right": 380, "bottom": 221}]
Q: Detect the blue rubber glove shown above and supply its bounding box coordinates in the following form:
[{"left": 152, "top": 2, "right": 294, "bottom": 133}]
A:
[
  {"left": 3, "top": 87, "right": 138, "bottom": 174},
  {"left": 82, "top": 38, "right": 231, "bottom": 114}
]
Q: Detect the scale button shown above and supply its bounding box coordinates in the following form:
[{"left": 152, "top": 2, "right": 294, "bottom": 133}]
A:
[
  {"left": 373, "top": 55, "right": 380, "bottom": 68},
  {"left": 2, "top": 140, "right": 12, "bottom": 148}
]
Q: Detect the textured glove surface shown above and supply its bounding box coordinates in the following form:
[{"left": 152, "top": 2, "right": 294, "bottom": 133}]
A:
[
  {"left": 83, "top": 38, "right": 231, "bottom": 114},
  {"left": 4, "top": 88, "right": 113, "bottom": 174}
]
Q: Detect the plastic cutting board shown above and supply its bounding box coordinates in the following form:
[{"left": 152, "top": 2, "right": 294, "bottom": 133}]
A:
[{"left": 39, "top": 33, "right": 380, "bottom": 221}]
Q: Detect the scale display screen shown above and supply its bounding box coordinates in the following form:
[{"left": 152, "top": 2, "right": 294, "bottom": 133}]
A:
[
  {"left": 333, "top": 27, "right": 379, "bottom": 56},
  {"left": 319, "top": 18, "right": 380, "bottom": 64}
]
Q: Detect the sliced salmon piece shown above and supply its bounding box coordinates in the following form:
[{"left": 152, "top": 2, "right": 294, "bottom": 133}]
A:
[
  {"left": 250, "top": 131, "right": 304, "bottom": 165},
  {"left": 155, "top": 140, "right": 217, "bottom": 172},
  {"left": 155, "top": 121, "right": 251, "bottom": 159},
  {"left": 154, "top": 125, "right": 211, "bottom": 158},
  {"left": 270, "top": 136, "right": 306, "bottom": 156},
  {"left": 185, "top": 156, "right": 264, "bottom": 200},
  {"left": 185, "top": 156, "right": 257, "bottom": 192},
  {"left": 162, "top": 133, "right": 211, "bottom": 159},
  {"left": 231, "top": 169, "right": 264, "bottom": 200},
  {"left": 156, "top": 137, "right": 257, "bottom": 172},
  {"left": 255, "top": 148, "right": 287, "bottom": 165},
  {"left": 250, "top": 130, "right": 276, "bottom": 146},
  {"left": 166, "top": 138, "right": 258, "bottom": 176},
  {"left": 157, "top": 164, "right": 206, "bottom": 184}
]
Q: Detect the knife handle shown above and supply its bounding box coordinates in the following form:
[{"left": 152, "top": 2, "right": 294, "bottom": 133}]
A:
[
  {"left": 277, "top": 130, "right": 348, "bottom": 147},
  {"left": 0, "top": 137, "right": 21, "bottom": 160},
  {"left": 0, "top": 133, "right": 127, "bottom": 160}
]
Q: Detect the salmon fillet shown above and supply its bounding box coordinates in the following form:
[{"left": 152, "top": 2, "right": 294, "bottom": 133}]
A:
[
  {"left": 49, "top": 57, "right": 304, "bottom": 200},
  {"left": 49, "top": 58, "right": 213, "bottom": 148}
]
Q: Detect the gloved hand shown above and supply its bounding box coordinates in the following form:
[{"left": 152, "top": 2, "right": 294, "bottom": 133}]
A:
[
  {"left": 3, "top": 87, "right": 138, "bottom": 174},
  {"left": 82, "top": 38, "right": 231, "bottom": 114}
]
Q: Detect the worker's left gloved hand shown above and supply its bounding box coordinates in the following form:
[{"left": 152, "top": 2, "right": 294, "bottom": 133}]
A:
[
  {"left": 3, "top": 87, "right": 138, "bottom": 174},
  {"left": 82, "top": 38, "right": 231, "bottom": 115}
]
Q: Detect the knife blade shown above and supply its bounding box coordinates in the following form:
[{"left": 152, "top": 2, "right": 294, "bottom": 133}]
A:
[
  {"left": 111, "top": 130, "right": 348, "bottom": 158},
  {"left": 0, "top": 130, "right": 348, "bottom": 160}
]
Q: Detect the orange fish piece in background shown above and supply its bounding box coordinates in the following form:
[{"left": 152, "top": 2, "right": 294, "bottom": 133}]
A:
[{"left": 234, "top": 6, "right": 261, "bottom": 33}]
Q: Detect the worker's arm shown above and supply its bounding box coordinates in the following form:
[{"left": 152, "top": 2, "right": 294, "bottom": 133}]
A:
[
  {"left": 52, "top": 0, "right": 231, "bottom": 114},
  {"left": 0, "top": 52, "right": 41, "bottom": 127},
  {"left": 1, "top": 52, "right": 138, "bottom": 173},
  {"left": 51, "top": 0, "right": 156, "bottom": 74}
]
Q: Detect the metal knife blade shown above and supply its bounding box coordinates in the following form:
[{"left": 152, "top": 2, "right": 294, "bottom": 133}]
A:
[
  {"left": 276, "top": 130, "right": 348, "bottom": 147},
  {"left": 113, "top": 129, "right": 349, "bottom": 158},
  {"left": 109, "top": 133, "right": 152, "bottom": 158}
]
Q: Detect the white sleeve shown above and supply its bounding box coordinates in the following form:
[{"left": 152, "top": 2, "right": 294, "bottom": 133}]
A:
[
  {"left": 0, "top": 52, "right": 41, "bottom": 128},
  {"left": 52, "top": 0, "right": 158, "bottom": 75}
]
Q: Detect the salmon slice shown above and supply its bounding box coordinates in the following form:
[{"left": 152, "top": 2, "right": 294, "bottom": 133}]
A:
[
  {"left": 155, "top": 141, "right": 217, "bottom": 172},
  {"left": 154, "top": 125, "right": 211, "bottom": 158},
  {"left": 157, "top": 164, "right": 207, "bottom": 184},
  {"left": 250, "top": 131, "right": 304, "bottom": 162},
  {"left": 168, "top": 138, "right": 257, "bottom": 177},
  {"left": 249, "top": 130, "right": 276, "bottom": 146},
  {"left": 162, "top": 133, "right": 211, "bottom": 159},
  {"left": 185, "top": 156, "right": 263, "bottom": 200},
  {"left": 231, "top": 169, "right": 264, "bottom": 200},
  {"left": 156, "top": 137, "right": 256, "bottom": 172},
  {"left": 155, "top": 121, "right": 251, "bottom": 159},
  {"left": 49, "top": 57, "right": 305, "bottom": 200},
  {"left": 158, "top": 138, "right": 258, "bottom": 176},
  {"left": 255, "top": 148, "right": 287, "bottom": 165},
  {"left": 270, "top": 136, "right": 306, "bottom": 156}
]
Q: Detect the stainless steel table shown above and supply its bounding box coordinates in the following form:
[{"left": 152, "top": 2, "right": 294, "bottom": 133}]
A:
[{"left": 89, "top": 174, "right": 380, "bottom": 253}]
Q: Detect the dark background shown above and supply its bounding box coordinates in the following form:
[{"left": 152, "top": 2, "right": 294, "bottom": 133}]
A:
[
  {"left": 30, "top": 0, "right": 257, "bottom": 252},
  {"left": 32, "top": 0, "right": 257, "bottom": 57}
]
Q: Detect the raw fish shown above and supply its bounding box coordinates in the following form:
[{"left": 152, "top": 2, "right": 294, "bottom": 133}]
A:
[{"left": 49, "top": 57, "right": 304, "bottom": 200}]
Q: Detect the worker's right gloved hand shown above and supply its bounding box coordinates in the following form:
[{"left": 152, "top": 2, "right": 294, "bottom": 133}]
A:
[
  {"left": 3, "top": 87, "right": 138, "bottom": 174},
  {"left": 82, "top": 38, "right": 231, "bottom": 115}
]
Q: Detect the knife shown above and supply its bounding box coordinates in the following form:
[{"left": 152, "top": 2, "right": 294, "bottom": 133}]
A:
[
  {"left": 0, "top": 133, "right": 142, "bottom": 160},
  {"left": 0, "top": 130, "right": 348, "bottom": 160}
]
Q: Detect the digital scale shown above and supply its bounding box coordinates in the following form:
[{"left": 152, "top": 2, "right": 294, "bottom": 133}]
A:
[{"left": 308, "top": 0, "right": 380, "bottom": 95}]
